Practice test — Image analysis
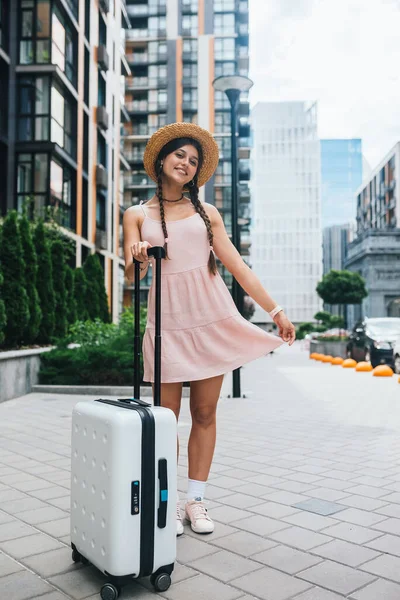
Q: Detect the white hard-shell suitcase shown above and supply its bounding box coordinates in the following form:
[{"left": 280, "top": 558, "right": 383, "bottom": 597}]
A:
[{"left": 70, "top": 248, "right": 177, "bottom": 599}]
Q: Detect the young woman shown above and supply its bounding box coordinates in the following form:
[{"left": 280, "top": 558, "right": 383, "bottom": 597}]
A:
[{"left": 123, "top": 123, "right": 295, "bottom": 537}]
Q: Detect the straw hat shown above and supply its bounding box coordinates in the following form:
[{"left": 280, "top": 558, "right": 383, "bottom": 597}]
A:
[{"left": 143, "top": 122, "right": 220, "bottom": 188}]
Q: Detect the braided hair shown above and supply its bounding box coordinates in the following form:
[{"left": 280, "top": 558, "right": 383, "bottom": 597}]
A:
[{"left": 154, "top": 137, "right": 217, "bottom": 275}]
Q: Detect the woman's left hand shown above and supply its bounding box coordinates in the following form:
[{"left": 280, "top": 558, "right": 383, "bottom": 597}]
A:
[{"left": 274, "top": 312, "right": 296, "bottom": 346}]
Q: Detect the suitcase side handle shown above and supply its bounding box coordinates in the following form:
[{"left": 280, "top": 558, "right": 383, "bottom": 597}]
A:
[{"left": 157, "top": 458, "right": 168, "bottom": 529}]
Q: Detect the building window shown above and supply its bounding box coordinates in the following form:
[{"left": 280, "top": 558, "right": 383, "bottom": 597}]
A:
[
  {"left": 51, "top": 84, "right": 75, "bottom": 157},
  {"left": 215, "top": 61, "right": 235, "bottom": 77},
  {"left": 182, "top": 14, "right": 198, "bottom": 36},
  {"left": 19, "top": 0, "right": 51, "bottom": 64},
  {"left": 182, "top": 88, "right": 197, "bottom": 111},
  {"left": 18, "top": 76, "right": 50, "bottom": 141},
  {"left": 51, "top": 7, "right": 76, "bottom": 84},
  {"left": 214, "top": 13, "right": 235, "bottom": 35},
  {"left": 148, "top": 16, "right": 166, "bottom": 37},
  {"left": 214, "top": 90, "right": 230, "bottom": 110},
  {"left": 214, "top": 0, "right": 235, "bottom": 10},
  {"left": 214, "top": 37, "right": 235, "bottom": 60},
  {"left": 16, "top": 152, "right": 48, "bottom": 215},
  {"left": 182, "top": 62, "right": 197, "bottom": 86},
  {"left": 182, "top": 0, "right": 198, "bottom": 13},
  {"left": 0, "top": 0, "right": 9, "bottom": 52},
  {"left": 98, "top": 73, "right": 106, "bottom": 106},
  {"left": 96, "top": 194, "right": 106, "bottom": 230},
  {"left": 50, "top": 158, "right": 74, "bottom": 228},
  {"left": 97, "top": 132, "right": 107, "bottom": 167},
  {"left": 182, "top": 38, "right": 197, "bottom": 61}
]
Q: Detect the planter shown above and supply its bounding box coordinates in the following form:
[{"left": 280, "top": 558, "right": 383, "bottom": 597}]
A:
[
  {"left": 310, "top": 340, "right": 348, "bottom": 359},
  {"left": 0, "top": 347, "right": 53, "bottom": 403}
]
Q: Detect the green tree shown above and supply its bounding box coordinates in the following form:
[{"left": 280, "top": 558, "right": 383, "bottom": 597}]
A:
[
  {"left": 0, "top": 266, "right": 6, "bottom": 345},
  {"left": 65, "top": 266, "right": 78, "bottom": 326},
  {"left": 0, "top": 211, "right": 30, "bottom": 347},
  {"left": 316, "top": 270, "right": 368, "bottom": 328},
  {"left": 83, "top": 253, "right": 110, "bottom": 323},
  {"left": 314, "top": 311, "right": 333, "bottom": 328},
  {"left": 74, "top": 267, "right": 89, "bottom": 321},
  {"left": 51, "top": 240, "right": 68, "bottom": 339},
  {"left": 19, "top": 214, "right": 42, "bottom": 344},
  {"left": 34, "top": 220, "right": 56, "bottom": 343}
]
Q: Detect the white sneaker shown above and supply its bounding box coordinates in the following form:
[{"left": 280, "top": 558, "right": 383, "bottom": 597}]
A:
[
  {"left": 185, "top": 498, "right": 214, "bottom": 534},
  {"left": 176, "top": 502, "right": 184, "bottom": 536}
]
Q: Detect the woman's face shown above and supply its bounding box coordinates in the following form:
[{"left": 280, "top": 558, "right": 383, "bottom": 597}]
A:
[{"left": 162, "top": 144, "right": 199, "bottom": 187}]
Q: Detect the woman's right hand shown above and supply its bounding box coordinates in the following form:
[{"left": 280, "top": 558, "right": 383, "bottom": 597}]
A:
[{"left": 130, "top": 240, "right": 153, "bottom": 263}]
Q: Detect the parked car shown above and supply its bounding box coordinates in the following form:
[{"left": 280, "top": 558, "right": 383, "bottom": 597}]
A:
[
  {"left": 346, "top": 318, "right": 400, "bottom": 368},
  {"left": 393, "top": 339, "right": 400, "bottom": 374}
]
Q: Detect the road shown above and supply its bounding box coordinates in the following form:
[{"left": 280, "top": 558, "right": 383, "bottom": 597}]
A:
[{"left": 0, "top": 343, "right": 400, "bottom": 599}]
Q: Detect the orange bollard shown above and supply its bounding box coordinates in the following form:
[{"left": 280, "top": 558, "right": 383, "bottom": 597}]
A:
[
  {"left": 314, "top": 354, "right": 324, "bottom": 361},
  {"left": 373, "top": 365, "right": 394, "bottom": 377},
  {"left": 342, "top": 358, "right": 357, "bottom": 368},
  {"left": 310, "top": 353, "right": 318, "bottom": 360},
  {"left": 322, "top": 355, "right": 333, "bottom": 363},
  {"left": 355, "top": 362, "right": 373, "bottom": 372},
  {"left": 331, "top": 357, "right": 344, "bottom": 365}
]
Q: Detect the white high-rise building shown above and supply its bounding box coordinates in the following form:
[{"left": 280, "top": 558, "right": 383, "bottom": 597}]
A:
[{"left": 250, "top": 102, "right": 323, "bottom": 324}]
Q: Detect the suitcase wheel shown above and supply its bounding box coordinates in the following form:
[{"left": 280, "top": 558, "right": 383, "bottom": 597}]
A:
[
  {"left": 71, "top": 549, "right": 81, "bottom": 563},
  {"left": 100, "top": 583, "right": 120, "bottom": 600},
  {"left": 151, "top": 573, "right": 171, "bottom": 593}
]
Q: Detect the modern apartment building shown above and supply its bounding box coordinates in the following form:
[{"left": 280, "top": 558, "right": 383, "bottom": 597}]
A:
[
  {"left": 0, "top": 0, "right": 129, "bottom": 321},
  {"left": 345, "top": 142, "right": 400, "bottom": 323},
  {"left": 323, "top": 223, "right": 355, "bottom": 275},
  {"left": 250, "top": 101, "right": 322, "bottom": 324},
  {"left": 123, "top": 0, "right": 251, "bottom": 302}
]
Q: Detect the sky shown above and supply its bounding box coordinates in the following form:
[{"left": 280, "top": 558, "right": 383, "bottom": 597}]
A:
[{"left": 249, "top": 0, "right": 400, "bottom": 169}]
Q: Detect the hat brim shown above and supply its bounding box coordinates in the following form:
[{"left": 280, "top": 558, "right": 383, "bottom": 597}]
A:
[{"left": 143, "top": 123, "right": 220, "bottom": 188}]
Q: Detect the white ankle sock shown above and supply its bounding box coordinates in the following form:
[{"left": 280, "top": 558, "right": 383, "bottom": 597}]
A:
[{"left": 187, "top": 478, "right": 206, "bottom": 501}]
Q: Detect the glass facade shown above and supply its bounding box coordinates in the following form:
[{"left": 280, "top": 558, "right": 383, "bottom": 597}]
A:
[{"left": 320, "top": 139, "right": 362, "bottom": 228}]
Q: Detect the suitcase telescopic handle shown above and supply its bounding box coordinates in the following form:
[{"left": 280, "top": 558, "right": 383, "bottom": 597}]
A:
[{"left": 133, "top": 246, "right": 166, "bottom": 407}]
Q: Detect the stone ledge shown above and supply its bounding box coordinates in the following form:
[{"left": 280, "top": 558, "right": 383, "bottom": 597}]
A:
[{"left": 0, "top": 346, "right": 53, "bottom": 361}]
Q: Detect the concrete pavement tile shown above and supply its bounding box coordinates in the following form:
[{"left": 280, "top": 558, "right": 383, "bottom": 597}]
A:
[
  {"left": 268, "top": 526, "right": 333, "bottom": 550},
  {"left": 184, "top": 521, "right": 238, "bottom": 541},
  {"left": 30, "top": 485, "right": 69, "bottom": 501},
  {"left": 282, "top": 511, "right": 338, "bottom": 531},
  {"left": 0, "top": 497, "right": 48, "bottom": 514},
  {"left": 0, "top": 532, "right": 64, "bottom": 558},
  {"left": 273, "top": 480, "right": 316, "bottom": 494},
  {"left": 337, "top": 495, "right": 389, "bottom": 511},
  {"left": 37, "top": 517, "right": 70, "bottom": 538},
  {"left": 0, "top": 551, "right": 24, "bottom": 576},
  {"left": 297, "top": 559, "right": 376, "bottom": 595},
  {"left": 13, "top": 478, "right": 55, "bottom": 492},
  {"left": 22, "top": 547, "right": 84, "bottom": 578},
  {"left": 366, "top": 533, "right": 400, "bottom": 556},
  {"left": 17, "top": 506, "right": 68, "bottom": 525},
  {"left": 162, "top": 574, "right": 243, "bottom": 600},
  {"left": 231, "top": 566, "right": 311, "bottom": 600},
  {"left": 0, "top": 520, "right": 37, "bottom": 542},
  {"left": 235, "top": 482, "right": 277, "bottom": 497},
  {"left": 216, "top": 469, "right": 261, "bottom": 481},
  {"left": 293, "top": 465, "right": 329, "bottom": 475},
  {"left": 306, "top": 488, "right": 351, "bottom": 502},
  {"left": 31, "top": 594, "right": 69, "bottom": 600},
  {"left": 187, "top": 549, "right": 260, "bottom": 583},
  {"left": 350, "top": 578, "right": 400, "bottom": 599},
  {"left": 352, "top": 475, "right": 395, "bottom": 488},
  {"left": 360, "top": 553, "right": 400, "bottom": 583},
  {"left": 251, "top": 544, "right": 322, "bottom": 574},
  {"left": 49, "top": 566, "right": 106, "bottom": 599},
  {"left": 48, "top": 496, "right": 71, "bottom": 511},
  {"left": 221, "top": 493, "right": 265, "bottom": 510},
  {"left": 0, "top": 511, "right": 14, "bottom": 525},
  {"left": 0, "top": 489, "right": 27, "bottom": 503},
  {"left": 245, "top": 474, "right": 285, "bottom": 487},
  {"left": 211, "top": 530, "right": 278, "bottom": 557},
  {"left": 312, "top": 478, "right": 353, "bottom": 491},
  {"left": 293, "top": 498, "right": 346, "bottom": 516},
  {"left": 248, "top": 502, "right": 299, "bottom": 519},
  {"left": 292, "top": 587, "right": 347, "bottom": 599},
  {"left": 379, "top": 492, "right": 400, "bottom": 504},
  {"left": 333, "top": 508, "right": 387, "bottom": 527},
  {"left": 176, "top": 535, "right": 219, "bottom": 564},
  {"left": 371, "top": 516, "right": 400, "bottom": 535},
  {"left": 264, "top": 491, "right": 312, "bottom": 506},
  {"left": 209, "top": 505, "right": 251, "bottom": 524},
  {"left": 322, "top": 469, "right": 357, "bottom": 481},
  {"left": 376, "top": 503, "right": 400, "bottom": 518},
  {"left": 171, "top": 562, "right": 198, "bottom": 584},
  {"left": 0, "top": 569, "right": 54, "bottom": 600},
  {"left": 321, "top": 522, "right": 383, "bottom": 544},
  {"left": 345, "top": 485, "right": 391, "bottom": 499},
  {"left": 311, "top": 539, "right": 381, "bottom": 567},
  {"left": 201, "top": 484, "right": 232, "bottom": 500},
  {"left": 284, "top": 473, "right": 323, "bottom": 485},
  {"left": 232, "top": 514, "right": 288, "bottom": 536},
  {"left": 208, "top": 476, "right": 247, "bottom": 490}
]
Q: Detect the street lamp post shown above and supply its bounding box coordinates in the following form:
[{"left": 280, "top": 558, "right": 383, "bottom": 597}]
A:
[{"left": 212, "top": 75, "right": 253, "bottom": 398}]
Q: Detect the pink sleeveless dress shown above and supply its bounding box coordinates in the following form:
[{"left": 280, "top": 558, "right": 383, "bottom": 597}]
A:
[{"left": 140, "top": 205, "right": 283, "bottom": 383}]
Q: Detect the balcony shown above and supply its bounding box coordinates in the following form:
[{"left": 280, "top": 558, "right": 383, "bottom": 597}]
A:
[
  {"left": 126, "top": 100, "right": 149, "bottom": 113},
  {"left": 95, "top": 229, "right": 107, "bottom": 250},
  {"left": 239, "top": 122, "right": 250, "bottom": 138},
  {"left": 237, "top": 22, "right": 249, "bottom": 37},
  {"left": 238, "top": 101, "right": 250, "bottom": 117},
  {"left": 126, "top": 77, "right": 149, "bottom": 90},
  {"left": 182, "top": 51, "right": 197, "bottom": 62},
  {"left": 128, "top": 4, "right": 167, "bottom": 16},
  {"left": 97, "top": 106, "right": 109, "bottom": 131},
  {"left": 126, "top": 53, "right": 149, "bottom": 64},
  {"left": 124, "top": 173, "right": 154, "bottom": 187},
  {"left": 239, "top": 164, "right": 250, "bottom": 181},
  {"left": 126, "top": 28, "right": 166, "bottom": 40},
  {"left": 98, "top": 44, "right": 109, "bottom": 72},
  {"left": 96, "top": 165, "right": 108, "bottom": 189},
  {"left": 126, "top": 152, "right": 144, "bottom": 163},
  {"left": 239, "top": 184, "right": 250, "bottom": 204},
  {"left": 238, "top": 1, "right": 249, "bottom": 20}
]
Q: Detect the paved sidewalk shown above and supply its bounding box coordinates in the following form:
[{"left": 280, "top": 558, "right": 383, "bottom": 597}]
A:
[{"left": 1, "top": 344, "right": 400, "bottom": 599}]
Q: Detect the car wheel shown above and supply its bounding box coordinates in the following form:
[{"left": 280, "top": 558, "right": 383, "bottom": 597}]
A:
[
  {"left": 346, "top": 348, "right": 352, "bottom": 359},
  {"left": 364, "top": 349, "right": 371, "bottom": 363},
  {"left": 394, "top": 354, "right": 400, "bottom": 375}
]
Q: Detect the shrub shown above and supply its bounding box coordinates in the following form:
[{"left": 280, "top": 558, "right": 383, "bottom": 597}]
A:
[
  {"left": 34, "top": 220, "right": 56, "bottom": 343},
  {"left": 51, "top": 240, "right": 68, "bottom": 340},
  {"left": 65, "top": 266, "right": 77, "bottom": 326},
  {"left": 19, "top": 214, "right": 42, "bottom": 344},
  {"left": 74, "top": 267, "right": 89, "bottom": 321},
  {"left": 0, "top": 211, "right": 30, "bottom": 348},
  {"left": 0, "top": 266, "right": 6, "bottom": 345},
  {"left": 83, "top": 254, "right": 110, "bottom": 323}
]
